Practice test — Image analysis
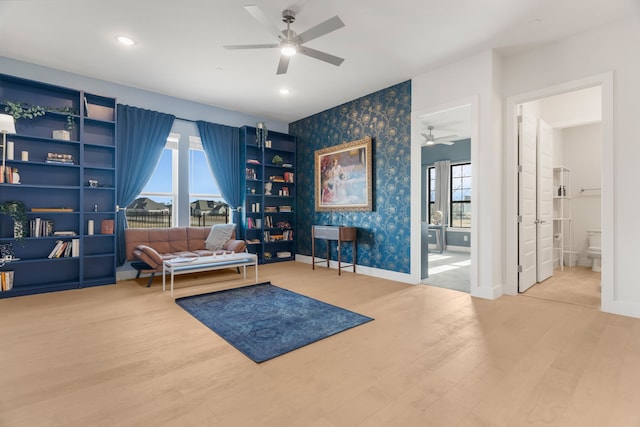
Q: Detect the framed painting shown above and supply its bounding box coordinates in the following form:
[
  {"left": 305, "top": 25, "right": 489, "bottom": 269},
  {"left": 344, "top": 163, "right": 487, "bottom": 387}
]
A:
[{"left": 315, "top": 136, "right": 372, "bottom": 212}]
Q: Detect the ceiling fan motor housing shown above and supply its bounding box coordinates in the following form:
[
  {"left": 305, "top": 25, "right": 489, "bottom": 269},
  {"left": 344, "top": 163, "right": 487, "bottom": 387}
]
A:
[{"left": 282, "top": 9, "right": 295, "bottom": 23}]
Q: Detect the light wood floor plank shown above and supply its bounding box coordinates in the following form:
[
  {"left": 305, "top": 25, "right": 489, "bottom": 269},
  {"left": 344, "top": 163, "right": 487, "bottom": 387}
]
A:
[{"left": 1, "top": 261, "right": 639, "bottom": 426}]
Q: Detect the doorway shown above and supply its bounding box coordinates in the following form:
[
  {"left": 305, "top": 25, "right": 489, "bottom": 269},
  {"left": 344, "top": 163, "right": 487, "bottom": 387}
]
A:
[
  {"left": 508, "top": 79, "right": 608, "bottom": 306},
  {"left": 418, "top": 105, "right": 472, "bottom": 293}
]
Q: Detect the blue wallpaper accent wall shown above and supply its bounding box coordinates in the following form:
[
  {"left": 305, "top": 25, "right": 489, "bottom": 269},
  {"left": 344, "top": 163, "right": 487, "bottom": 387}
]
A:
[{"left": 289, "top": 81, "right": 412, "bottom": 273}]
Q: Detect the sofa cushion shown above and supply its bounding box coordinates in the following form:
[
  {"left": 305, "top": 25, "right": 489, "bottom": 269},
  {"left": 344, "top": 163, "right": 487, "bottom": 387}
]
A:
[{"left": 205, "top": 224, "right": 236, "bottom": 251}]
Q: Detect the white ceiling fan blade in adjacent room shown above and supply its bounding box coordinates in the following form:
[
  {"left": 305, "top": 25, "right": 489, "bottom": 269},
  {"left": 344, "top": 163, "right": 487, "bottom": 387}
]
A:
[
  {"left": 434, "top": 134, "right": 458, "bottom": 141},
  {"left": 223, "top": 43, "right": 279, "bottom": 50},
  {"left": 296, "top": 15, "right": 345, "bottom": 44},
  {"left": 298, "top": 46, "right": 345, "bottom": 67},
  {"left": 243, "top": 5, "right": 285, "bottom": 41}
]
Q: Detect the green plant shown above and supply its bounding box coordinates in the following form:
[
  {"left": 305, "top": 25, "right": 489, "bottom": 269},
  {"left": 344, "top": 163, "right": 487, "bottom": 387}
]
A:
[
  {"left": 272, "top": 154, "right": 284, "bottom": 165},
  {"left": 3, "top": 100, "right": 76, "bottom": 131},
  {"left": 0, "top": 200, "right": 28, "bottom": 244}
]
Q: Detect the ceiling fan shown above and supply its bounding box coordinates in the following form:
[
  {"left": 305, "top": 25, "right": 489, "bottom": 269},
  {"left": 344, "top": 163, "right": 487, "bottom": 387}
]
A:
[
  {"left": 421, "top": 126, "right": 458, "bottom": 146},
  {"left": 223, "top": 5, "right": 345, "bottom": 75}
]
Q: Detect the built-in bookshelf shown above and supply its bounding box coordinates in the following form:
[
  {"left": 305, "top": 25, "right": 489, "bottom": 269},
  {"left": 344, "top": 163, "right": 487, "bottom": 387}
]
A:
[
  {"left": 241, "top": 126, "right": 296, "bottom": 264},
  {"left": 0, "top": 73, "right": 116, "bottom": 297}
]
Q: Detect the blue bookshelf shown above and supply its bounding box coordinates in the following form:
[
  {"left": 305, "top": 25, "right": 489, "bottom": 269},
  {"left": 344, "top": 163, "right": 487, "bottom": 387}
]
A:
[
  {"left": 241, "top": 126, "right": 296, "bottom": 264},
  {"left": 0, "top": 74, "right": 117, "bottom": 297}
]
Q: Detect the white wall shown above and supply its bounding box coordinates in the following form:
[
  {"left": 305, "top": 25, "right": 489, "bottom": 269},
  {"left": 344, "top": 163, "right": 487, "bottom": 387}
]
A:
[
  {"left": 538, "top": 86, "right": 602, "bottom": 129},
  {"left": 503, "top": 14, "right": 640, "bottom": 317},
  {"left": 563, "top": 123, "right": 602, "bottom": 266},
  {"left": 412, "top": 50, "right": 503, "bottom": 299}
]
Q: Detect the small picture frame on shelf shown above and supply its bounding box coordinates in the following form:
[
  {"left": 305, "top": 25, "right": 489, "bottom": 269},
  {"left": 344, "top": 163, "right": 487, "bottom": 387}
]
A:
[{"left": 52, "top": 130, "right": 71, "bottom": 140}]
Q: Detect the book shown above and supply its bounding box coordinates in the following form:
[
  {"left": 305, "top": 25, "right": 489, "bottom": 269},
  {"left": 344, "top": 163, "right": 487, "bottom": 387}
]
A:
[
  {"left": 48, "top": 240, "right": 64, "bottom": 258},
  {"left": 32, "top": 208, "right": 74, "bottom": 212},
  {"left": 1, "top": 271, "right": 14, "bottom": 291},
  {"left": 101, "top": 219, "right": 114, "bottom": 234},
  {"left": 53, "top": 230, "right": 77, "bottom": 236},
  {"left": 54, "top": 241, "right": 68, "bottom": 258},
  {"left": 71, "top": 238, "right": 79, "bottom": 257}
]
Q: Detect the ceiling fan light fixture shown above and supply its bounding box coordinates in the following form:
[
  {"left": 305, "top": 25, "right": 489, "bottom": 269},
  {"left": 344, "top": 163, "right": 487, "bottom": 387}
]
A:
[{"left": 280, "top": 41, "right": 297, "bottom": 57}]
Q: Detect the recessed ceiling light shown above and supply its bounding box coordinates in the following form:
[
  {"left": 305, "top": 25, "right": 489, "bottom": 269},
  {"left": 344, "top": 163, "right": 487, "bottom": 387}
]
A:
[
  {"left": 116, "top": 35, "right": 135, "bottom": 46},
  {"left": 279, "top": 88, "right": 291, "bottom": 96}
]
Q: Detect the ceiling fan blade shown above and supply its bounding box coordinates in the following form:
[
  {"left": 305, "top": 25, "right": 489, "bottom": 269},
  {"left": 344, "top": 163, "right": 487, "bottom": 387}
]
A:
[
  {"left": 436, "top": 141, "right": 454, "bottom": 145},
  {"left": 223, "top": 43, "right": 279, "bottom": 50},
  {"left": 276, "top": 55, "right": 290, "bottom": 75},
  {"left": 295, "top": 16, "right": 345, "bottom": 44},
  {"left": 244, "top": 5, "right": 285, "bottom": 41},
  {"left": 434, "top": 134, "right": 458, "bottom": 141},
  {"left": 298, "top": 46, "right": 344, "bottom": 66}
]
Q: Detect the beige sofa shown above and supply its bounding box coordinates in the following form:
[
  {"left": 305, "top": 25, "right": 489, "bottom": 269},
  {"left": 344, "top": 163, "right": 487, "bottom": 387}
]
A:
[{"left": 125, "top": 226, "right": 246, "bottom": 286}]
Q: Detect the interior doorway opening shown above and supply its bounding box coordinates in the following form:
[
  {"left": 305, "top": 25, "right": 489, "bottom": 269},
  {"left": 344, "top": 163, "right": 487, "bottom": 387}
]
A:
[
  {"left": 516, "top": 85, "right": 602, "bottom": 305},
  {"left": 418, "top": 105, "right": 472, "bottom": 293}
]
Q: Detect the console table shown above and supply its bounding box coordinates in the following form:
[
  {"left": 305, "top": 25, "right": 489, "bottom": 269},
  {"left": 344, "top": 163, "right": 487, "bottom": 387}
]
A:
[{"left": 312, "top": 225, "right": 357, "bottom": 275}]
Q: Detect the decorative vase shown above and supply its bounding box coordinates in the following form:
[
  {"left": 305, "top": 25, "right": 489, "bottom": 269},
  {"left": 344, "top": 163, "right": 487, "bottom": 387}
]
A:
[
  {"left": 13, "top": 221, "right": 24, "bottom": 239},
  {"left": 264, "top": 182, "right": 273, "bottom": 195}
]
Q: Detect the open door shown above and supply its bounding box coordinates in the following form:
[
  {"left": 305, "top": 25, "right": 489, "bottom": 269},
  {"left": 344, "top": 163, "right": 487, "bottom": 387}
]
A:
[
  {"left": 536, "top": 120, "right": 554, "bottom": 282},
  {"left": 518, "top": 113, "right": 538, "bottom": 292}
]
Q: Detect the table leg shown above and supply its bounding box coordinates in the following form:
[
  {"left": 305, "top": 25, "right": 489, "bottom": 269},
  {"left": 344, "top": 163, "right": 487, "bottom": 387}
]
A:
[
  {"left": 170, "top": 270, "right": 175, "bottom": 297},
  {"left": 326, "top": 240, "right": 330, "bottom": 268},
  {"left": 338, "top": 239, "right": 342, "bottom": 275},
  {"left": 353, "top": 240, "right": 357, "bottom": 272},
  {"left": 162, "top": 265, "right": 166, "bottom": 292},
  {"left": 312, "top": 234, "right": 315, "bottom": 270}
]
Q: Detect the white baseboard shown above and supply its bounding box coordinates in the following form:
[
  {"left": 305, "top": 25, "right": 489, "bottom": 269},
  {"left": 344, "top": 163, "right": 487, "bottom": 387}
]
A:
[{"left": 295, "top": 255, "right": 415, "bottom": 284}]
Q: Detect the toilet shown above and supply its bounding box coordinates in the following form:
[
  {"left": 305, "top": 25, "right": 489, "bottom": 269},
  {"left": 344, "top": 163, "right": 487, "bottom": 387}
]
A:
[{"left": 586, "top": 229, "right": 601, "bottom": 272}]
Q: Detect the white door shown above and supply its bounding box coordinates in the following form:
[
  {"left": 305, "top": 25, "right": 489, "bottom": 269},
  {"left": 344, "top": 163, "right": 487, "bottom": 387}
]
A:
[
  {"left": 536, "top": 120, "right": 554, "bottom": 282},
  {"left": 518, "top": 114, "right": 538, "bottom": 292}
]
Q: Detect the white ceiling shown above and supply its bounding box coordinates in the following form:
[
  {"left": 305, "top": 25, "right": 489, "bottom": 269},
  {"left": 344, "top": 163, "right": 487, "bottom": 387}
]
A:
[{"left": 0, "top": 0, "right": 637, "bottom": 124}]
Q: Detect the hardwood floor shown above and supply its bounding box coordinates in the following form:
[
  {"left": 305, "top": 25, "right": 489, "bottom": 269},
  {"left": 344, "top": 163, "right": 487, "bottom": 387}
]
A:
[
  {"left": 1, "top": 261, "right": 639, "bottom": 426},
  {"left": 523, "top": 266, "right": 601, "bottom": 308}
]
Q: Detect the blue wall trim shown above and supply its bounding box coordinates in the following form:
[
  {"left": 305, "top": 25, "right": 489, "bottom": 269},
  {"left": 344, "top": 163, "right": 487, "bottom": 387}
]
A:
[{"left": 290, "top": 81, "right": 412, "bottom": 274}]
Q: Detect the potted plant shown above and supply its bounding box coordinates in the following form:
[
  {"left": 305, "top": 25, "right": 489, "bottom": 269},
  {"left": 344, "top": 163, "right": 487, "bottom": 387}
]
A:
[
  {"left": 0, "top": 200, "right": 28, "bottom": 243},
  {"left": 4, "top": 101, "right": 75, "bottom": 132},
  {"left": 272, "top": 154, "right": 284, "bottom": 166}
]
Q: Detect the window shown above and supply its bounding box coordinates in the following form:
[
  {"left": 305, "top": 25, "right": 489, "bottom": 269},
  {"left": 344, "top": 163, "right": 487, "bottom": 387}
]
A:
[
  {"left": 126, "top": 145, "right": 175, "bottom": 228},
  {"left": 450, "top": 163, "right": 471, "bottom": 228},
  {"left": 125, "top": 132, "right": 228, "bottom": 228},
  {"left": 188, "top": 138, "right": 228, "bottom": 227},
  {"left": 427, "top": 166, "right": 435, "bottom": 222}
]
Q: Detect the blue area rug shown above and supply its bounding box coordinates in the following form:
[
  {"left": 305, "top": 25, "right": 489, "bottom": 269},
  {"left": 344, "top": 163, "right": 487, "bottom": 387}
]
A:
[{"left": 175, "top": 282, "right": 374, "bottom": 363}]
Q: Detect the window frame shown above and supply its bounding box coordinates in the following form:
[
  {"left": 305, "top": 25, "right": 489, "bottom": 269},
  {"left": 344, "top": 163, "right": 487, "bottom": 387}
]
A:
[{"left": 449, "top": 162, "right": 471, "bottom": 229}]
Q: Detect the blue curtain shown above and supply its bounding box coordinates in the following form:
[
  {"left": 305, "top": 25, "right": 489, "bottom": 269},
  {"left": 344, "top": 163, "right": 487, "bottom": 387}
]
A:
[
  {"left": 196, "top": 121, "right": 243, "bottom": 227},
  {"left": 116, "top": 105, "right": 175, "bottom": 265}
]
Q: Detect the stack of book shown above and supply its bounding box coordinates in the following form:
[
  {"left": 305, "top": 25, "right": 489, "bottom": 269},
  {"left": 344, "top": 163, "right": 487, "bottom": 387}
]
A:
[
  {"left": 279, "top": 205, "right": 292, "bottom": 212},
  {"left": 46, "top": 152, "right": 76, "bottom": 165},
  {"left": 29, "top": 218, "right": 54, "bottom": 237},
  {"left": 284, "top": 172, "right": 294, "bottom": 183},
  {"left": 0, "top": 166, "right": 18, "bottom": 184},
  {"left": 0, "top": 271, "right": 14, "bottom": 291},
  {"left": 47, "top": 239, "right": 79, "bottom": 258}
]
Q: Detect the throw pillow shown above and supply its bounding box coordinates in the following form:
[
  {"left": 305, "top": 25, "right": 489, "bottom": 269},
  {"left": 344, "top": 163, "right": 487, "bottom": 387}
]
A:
[{"left": 205, "top": 223, "right": 236, "bottom": 251}]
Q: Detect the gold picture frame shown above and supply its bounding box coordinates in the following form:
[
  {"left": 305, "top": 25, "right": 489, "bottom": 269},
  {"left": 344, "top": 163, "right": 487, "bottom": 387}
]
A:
[{"left": 315, "top": 136, "right": 372, "bottom": 212}]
